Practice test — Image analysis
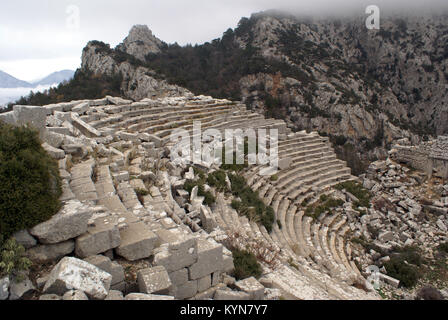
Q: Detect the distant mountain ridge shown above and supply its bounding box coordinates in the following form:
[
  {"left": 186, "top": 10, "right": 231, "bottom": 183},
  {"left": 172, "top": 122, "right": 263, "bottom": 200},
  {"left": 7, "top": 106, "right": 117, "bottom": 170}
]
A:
[
  {"left": 32, "top": 70, "right": 75, "bottom": 86},
  {"left": 0, "top": 70, "right": 33, "bottom": 88},
  {"left": 0, "top": 70, "right": 75, "bottom": 88}
]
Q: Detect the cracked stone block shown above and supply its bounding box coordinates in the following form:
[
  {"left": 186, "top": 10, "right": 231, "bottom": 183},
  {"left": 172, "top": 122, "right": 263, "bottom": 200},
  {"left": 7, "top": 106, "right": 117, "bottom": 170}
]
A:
[
  {"left": 214, "top": 289, "right": 250, "bottom": 300},
  {"left": 44, "top": 257, "right": 112, "bottom": 300},
  {"left": 137, "top": 266, "right": 172, "bottom": 295},
  {"left": 115, "top": 222, "right": 158, "bottom": 261},
  {"left": 188, "top": 240, "right": 223, "bottom": 280},
  {"left": 197, "top": 274, "right": 212, "bottom": 293},
  {"left": 83, "top": 255, "right": 125, "bottom": 288},
  {"left": 75, "top": 217, "right": 121, "bottom": 258},
  {"left": 27, "top": 240, "right": 75, "bottom": 264},
  {"left": 173, "top": 280, "right": 198, "bottom": 300},
  {"left": 169, "top": 268, "right": 189, "bottom": 287},
  {"left": 9, "top": 277, "right": 35, "bottom": 300},
  {"left": 12, "top": 230, "right": 37, "bottom": 249},
  {"left": 30, "top": 200, "right": 92, "bottom": 244},
  {"left": 154, "top": 228, "right": 197, "bottom": 272},
  {"left": 62, "top": 290, "right": 89, "bottom": 300},
  {"left": 0, "top": 276, "right": 10, "bottom": 300},
  {"left": 235, "top": 277, "right": 265, "bottom": 300}
]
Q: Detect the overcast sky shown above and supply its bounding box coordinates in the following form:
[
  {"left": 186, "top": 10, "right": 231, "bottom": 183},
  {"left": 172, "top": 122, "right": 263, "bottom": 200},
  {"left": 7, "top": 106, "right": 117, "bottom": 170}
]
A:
[{"left": 1, "top": 0, "right": 447, "bottom": 81}]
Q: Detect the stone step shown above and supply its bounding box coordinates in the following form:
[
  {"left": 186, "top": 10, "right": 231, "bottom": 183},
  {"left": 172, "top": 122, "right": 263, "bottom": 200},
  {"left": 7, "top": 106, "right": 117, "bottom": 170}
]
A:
[
  {"left": 286, "top": 168, "right": 352, "bottom": 200},
  {"left": 275, "top": 159, "right": 344, "bottom": 189},
  {"left": 69, "top": 160, "right": 98, "bottom": 203}
]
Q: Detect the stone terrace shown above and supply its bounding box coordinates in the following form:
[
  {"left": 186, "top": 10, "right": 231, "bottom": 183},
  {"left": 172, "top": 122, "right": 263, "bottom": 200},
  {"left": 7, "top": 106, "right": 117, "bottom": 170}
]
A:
[{"left": 1, "top": 95, "right": 377, "bottom": 300}]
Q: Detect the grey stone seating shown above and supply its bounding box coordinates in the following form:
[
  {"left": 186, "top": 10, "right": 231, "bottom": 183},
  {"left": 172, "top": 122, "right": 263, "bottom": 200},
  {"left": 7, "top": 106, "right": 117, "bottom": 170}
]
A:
[
  {"left": 95, "top": 165, "right": 128, "bottom": 214},
  {"left": 277, "top": 199, "right": 295, "bottom": 249},
  {"left": 286, "top": 167, "right": 352, "bottom": 200},
  {"left": 302, "top": 217, "right": 323, "bottom": 266},
  {"left": 214, "top": 195, "right": 230, "bottom": 231},
  {"left": 334, "top": 223, "right": 356, "bottom": 274},
  {"left": 279, "top": 143, "right": 331, "bottom": 160},
  {"left": 70, "top": 160, "right": 99, "bottom": 203},
  {"left": 264, "top": 188, "right": 279, "bottom": 207},
  {"left": 126, "top": 108, "right": 232, "bottom": 132},
  {"left": 117, "top": 182, "right": 143, "bottom": 211},
  {"left": 281, "top": 163, "right": 348, "bottom": 196},
  {"left": 262, "top": 264, "right": 333, "bottom": 300},
  {"left": 293, "top": 210, "right": 310, "bottom": 257},
  {"left": 285, "top": 204, "right": 298, "bottom": 244},
  {"left": 279, "top": 141, "right": 328, "bottom": 157},
  {"left": 278, "top": 136, "right": 324, "bottom": 152},
  {"left": 319, "top": 224, "right": 348, "bottom": 280},
  {"left": 310, "top": 222, "right": 333, "bottom": 272},
  {"left": 258, "top": 183, "right": 272, "bottom": 199},
  {"left": 275, "top": 159, "right": 344, "bottom": 190}
]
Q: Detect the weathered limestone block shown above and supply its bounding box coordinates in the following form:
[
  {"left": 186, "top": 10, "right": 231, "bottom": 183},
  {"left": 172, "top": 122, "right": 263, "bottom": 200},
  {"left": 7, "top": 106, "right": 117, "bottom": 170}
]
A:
[
  {"left": 42, "top": 142, "right": 65, "bottom": 160},
  {"left": 72, "top": 102, "right": 89, "bottom": 115},
  {"left": 42, "top": 130, "right": 64, "bottom": 148},
  {"left": 62, "top": 144, "right": 87, "bottom": 158},
  {"left": 30, "top": 200, "right": 92, "bottom": 244},
  {"left": 26, "top": 240, "right": 75, "bottom": 264},
  {"left": 9, "top": 277, "right": 35, "bottom": 300},
  {"left": 105, "top": 290, "right": 124, "bottom": 300},
  {"left": 214, "top": 289, "right": 250, "bottom": 300},
  {"left": 83, "top": 255, "right": 125, "bottom": 288},
  {"left": 278, "top": 157, "right": 292, "bottom": 170},
  {"left": 235, "top": 277, "right": 265, "bottom": 300},
  {"left": 137, "top": 266, "right": 172, "bottom": 295},
  {"left": 125, "top": 293, "right": 175, "bottom": 300},
  {"left": 169, "top": 268, "right": 189, "bottom": 287},
  {"left": 70, "top": 113, "right": 101, "bottom": 138},
  {"left": 153, "top": 228, "right": 197, "bottom": 272},
  {"left": 12, "top": 230, "right": 36, "bottom": 249},
  {"left": 173, "top": 280, "right": 198, "bottom": 300},
  {"left": 115, "top": 222, "right": 158, "bottom": 261},
  {"left": 13, "top": 105, "right": 47, "bottom": 133},
  {"left": 75, "top": 218, "right": 121, "bottom": 258},
  {"left": 106, "top": 96, "right": 132, "bottom": 106},
  {"left": 197, "top": 274, "right": 212, "bottom": 293},
  {"left": 199, "top": 206, "right": 217, "bottom": 233},
  {"left": 62, "top": 290, "right": 89, "bottom": 300},
  {"left": 188, "top": 240, "right": 223, "bottom": 280},
  {"left": 44, "top": 257, "right": 112, "bottom": 300},
  {"left": 0, "top": 276, "right": 9, "bottom": 300}
]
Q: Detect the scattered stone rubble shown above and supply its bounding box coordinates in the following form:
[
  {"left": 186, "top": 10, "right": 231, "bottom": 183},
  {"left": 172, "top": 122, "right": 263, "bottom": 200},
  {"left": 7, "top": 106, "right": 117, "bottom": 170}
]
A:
[{"left": 0, "top": 94, "right": 384, "bottom": 300}]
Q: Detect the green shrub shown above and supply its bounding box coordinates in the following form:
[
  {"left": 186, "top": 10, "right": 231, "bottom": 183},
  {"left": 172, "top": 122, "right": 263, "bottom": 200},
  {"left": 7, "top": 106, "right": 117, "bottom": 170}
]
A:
[
  {"left": 384, "top": 257, "right": 419, "bottom": 288},
  {"left": 231, "top": 248, "right": 262, "bottom": 280},
  {"left": 0, "top": 236, "right": 32, "bottom": 280},
  {"left": 183, "top": 179, "right": 216, "bottom": 207},
  {"left": 335, "top": 181, "right": 372, "bottom": 209},
  {"left": 228, "top": 174, "right": 275, "bottom": 232},
  {"left": 0, "top": 122, "right": 62, "bottom": 240},
  {"left": 206, "top": 170, "right": 228, "bottom": 192}
]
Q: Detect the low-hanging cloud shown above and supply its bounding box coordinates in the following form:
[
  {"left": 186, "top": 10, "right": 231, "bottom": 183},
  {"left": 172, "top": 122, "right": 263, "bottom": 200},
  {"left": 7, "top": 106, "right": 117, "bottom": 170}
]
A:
[{"left": 1, "top": 0, "right": 447, "bottom": 79}]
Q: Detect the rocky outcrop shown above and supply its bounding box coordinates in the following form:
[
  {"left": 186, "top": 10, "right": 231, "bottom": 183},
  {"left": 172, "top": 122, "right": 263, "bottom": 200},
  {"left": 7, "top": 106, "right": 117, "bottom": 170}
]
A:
[
  {"left": 81, "top": 41, "right": 191, "bottom": 101},
  {"left": 116, "top": 25, "right": 163, "bottom": 61}
]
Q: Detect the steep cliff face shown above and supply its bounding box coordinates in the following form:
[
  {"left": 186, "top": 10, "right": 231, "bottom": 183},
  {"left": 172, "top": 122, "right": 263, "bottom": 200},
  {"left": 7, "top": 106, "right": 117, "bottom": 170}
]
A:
[
  {"left": 234, "top": 12, "right": 448, "bottom": 145},
  {"left": 81, "top": 41, "right": 191, "bottom": 101}
]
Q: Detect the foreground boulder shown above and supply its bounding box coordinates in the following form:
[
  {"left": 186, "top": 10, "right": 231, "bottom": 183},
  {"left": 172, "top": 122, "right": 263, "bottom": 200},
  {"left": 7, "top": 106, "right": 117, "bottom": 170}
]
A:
[
  {"left": 137, "top": 266, "right": 172, "bottom": 295},
  {"left": 43, "top": 257, "right": 112, "bottom": 300},
  {"left": 30, "top": 200, "right": 92, "bottom": 244}
]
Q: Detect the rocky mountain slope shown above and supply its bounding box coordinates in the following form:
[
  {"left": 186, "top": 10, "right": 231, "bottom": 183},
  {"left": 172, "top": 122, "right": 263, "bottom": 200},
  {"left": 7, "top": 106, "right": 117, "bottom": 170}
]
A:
[{"left": 79, "top": 11, "right": 447, "bottom": 172}]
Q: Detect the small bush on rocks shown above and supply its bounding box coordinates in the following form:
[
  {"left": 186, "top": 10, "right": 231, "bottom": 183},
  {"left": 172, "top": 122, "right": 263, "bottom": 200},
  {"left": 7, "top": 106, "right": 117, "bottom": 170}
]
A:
[
  {"left": 231, "top": 248, "right": 262, "bottom": 280},
  {"left": 0, "top": 122, "right": 62, "bottom": 240},
  {"left": 0, "top": 236, "right": 32, "bottom": 280}
]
